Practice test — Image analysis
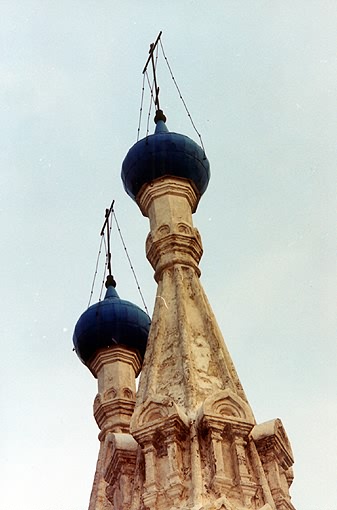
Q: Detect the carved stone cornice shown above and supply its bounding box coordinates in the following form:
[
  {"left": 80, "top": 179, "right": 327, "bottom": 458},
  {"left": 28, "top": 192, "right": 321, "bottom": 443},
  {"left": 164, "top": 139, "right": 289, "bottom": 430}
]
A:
[
  {"left": 95, "top": 398, "right": 136, "bottom": 437},
  {"left": 137, "top": 177, "right": 200, "bottom": 216},
  {"left": 146, "top": 229, "right": 203, "bottom": 281},
  {"left": 88, "top": 347, "right": 142, "bottom": 379}
]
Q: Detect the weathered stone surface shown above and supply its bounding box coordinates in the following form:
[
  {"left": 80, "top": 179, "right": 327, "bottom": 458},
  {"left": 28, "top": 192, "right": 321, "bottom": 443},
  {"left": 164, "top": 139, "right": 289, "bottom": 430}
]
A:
[
  {"left": 87, "top": 177, "right": 296, "bottom": 510},
  {"left": 128, "top": 177, "right": 295, "bottom": 510}
]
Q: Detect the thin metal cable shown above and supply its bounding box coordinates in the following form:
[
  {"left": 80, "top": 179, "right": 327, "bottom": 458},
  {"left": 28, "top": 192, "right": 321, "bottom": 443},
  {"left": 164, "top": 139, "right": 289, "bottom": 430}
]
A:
[
  {"left": 87, "top": 234, "right": 104, "bottom": 308},
  {"left": 108, "top": 209, "right": 113, "bottom": 273},
  {"left": 145, "top": 70, "right": 156, "bottom": 107},
  {"left": 112, "top": 211, "right": 149, "bottom": 316},
  {"left": 154, "top": 42, "right": 160, "bottom": 109},
  {"left": 137, "top": 73, "right": 146, "bottom": 141},
  {"left": 145, "top": 70, "right": 155, "bottom": 136},
  {"left": 159, "top": 39, "right": 206, "bottom": 154},
  {"left": 99, "top": 214, "right": 114, "bottom": 300},
  {"left": 99, "top": 235, "right": 108, "bottom": 301}
]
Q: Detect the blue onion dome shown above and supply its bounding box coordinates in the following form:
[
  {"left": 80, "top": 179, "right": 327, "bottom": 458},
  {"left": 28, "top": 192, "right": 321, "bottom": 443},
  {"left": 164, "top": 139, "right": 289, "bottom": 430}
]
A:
[
  {"left": 73, "top": 275, "right": 151, "bottom": 365},
  {"left": 121, "top": 110, "right": 210, "bottom": 201}
]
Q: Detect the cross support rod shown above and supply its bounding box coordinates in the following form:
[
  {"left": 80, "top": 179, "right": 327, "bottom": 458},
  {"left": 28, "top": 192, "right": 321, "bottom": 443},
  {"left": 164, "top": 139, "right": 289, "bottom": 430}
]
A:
[
  {"left": 100, "top": 200, "right": 115, "bottom": 236},
  {"left": 100, "top": 200, "right": 115, "bottom": 276},
  {"left": 142, "top": 31, "right": 162, "bottom": 74}
]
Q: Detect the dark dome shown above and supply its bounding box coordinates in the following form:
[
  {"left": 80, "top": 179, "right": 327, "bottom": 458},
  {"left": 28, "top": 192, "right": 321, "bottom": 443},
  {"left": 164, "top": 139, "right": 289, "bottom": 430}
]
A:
[
  {"left": 73, "top": 284, "right": 150, "bottom": 365},
  {"left": 121, "top": 118, "right": 210, "bottom": 201}
]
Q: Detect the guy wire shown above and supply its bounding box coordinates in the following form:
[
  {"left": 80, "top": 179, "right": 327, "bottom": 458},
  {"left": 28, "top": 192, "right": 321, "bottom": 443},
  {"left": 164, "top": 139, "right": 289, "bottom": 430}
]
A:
[
  {"left": 112, "top": 210, "right": 149, "bottom": 316},
  {"left": 99, "top": 235, "right": 108, "bottom": 301},
  {"left": 137, "top": 72, "right": 146, "bottom": 142},
  {"left": 159, "top": 39, "right": 206, "bottom": 154},
  {"left": 87, "top": 234, "right": 104, "bottom": 308}
]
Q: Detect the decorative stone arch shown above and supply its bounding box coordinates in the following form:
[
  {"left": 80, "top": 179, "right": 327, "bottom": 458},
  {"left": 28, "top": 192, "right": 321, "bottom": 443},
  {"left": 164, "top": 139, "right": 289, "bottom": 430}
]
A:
[
  {"left": 104, "top": 387, "right": 117, "bottom": 400},
  {"left": 201, "top": 388, "right": 255, "bottom": 425},
  {"left": 137, "top": 398, "right": 170, "bottom": 425},
  {"left": 131, "top": 395, "right": 188, "bottom": 431},
  {"left": 122, "top": 387, "right": 134, "bottom": 400}
]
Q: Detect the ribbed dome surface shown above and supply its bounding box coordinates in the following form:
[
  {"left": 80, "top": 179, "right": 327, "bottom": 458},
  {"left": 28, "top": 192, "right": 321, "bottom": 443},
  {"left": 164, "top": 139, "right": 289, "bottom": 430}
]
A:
[
  {"left": 73, "top": 285, "right": 150, "bottom": 365},
  {"left": 121, "top": 120, "right": 210, "bottom": 201}
]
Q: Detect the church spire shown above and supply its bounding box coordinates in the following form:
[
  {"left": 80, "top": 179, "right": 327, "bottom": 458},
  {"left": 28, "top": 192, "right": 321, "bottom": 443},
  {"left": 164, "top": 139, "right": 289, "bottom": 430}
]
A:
[
  {"left": 119, "top": 36, "right": 296, "bottom": 510},
  {"left": 76, "top": 35, "right": 296, "bottom": 510}
]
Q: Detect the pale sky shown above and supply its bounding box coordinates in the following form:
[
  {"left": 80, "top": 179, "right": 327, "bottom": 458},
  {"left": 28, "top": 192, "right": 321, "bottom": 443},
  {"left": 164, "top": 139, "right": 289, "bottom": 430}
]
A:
[{"left": 1, "top": 2, "right": 335, "bottom": 510}]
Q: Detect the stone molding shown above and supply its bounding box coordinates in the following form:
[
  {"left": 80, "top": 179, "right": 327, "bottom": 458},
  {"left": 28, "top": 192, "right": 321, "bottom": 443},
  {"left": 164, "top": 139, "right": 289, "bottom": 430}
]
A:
[
  {"left": 146, "top": 227, "right": 203, "bottom": 281},
  {"left": 137, "top": 176, "right": 200, "bottom": 216},
  {"left": 88, "top": 346, "right": 142, "bottom": 379},
  {"left": 95, "top": 398, "right": 136, "bottom": 438}
]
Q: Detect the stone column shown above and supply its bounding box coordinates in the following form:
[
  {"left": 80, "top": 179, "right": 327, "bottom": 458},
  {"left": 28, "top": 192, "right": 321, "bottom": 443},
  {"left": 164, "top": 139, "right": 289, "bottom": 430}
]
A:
[
  {"left": 87, "top": 346, "right": 141, "bottom": 510},
  {"left": 138, "top": 177, "right": 203, "bottom": 282}
]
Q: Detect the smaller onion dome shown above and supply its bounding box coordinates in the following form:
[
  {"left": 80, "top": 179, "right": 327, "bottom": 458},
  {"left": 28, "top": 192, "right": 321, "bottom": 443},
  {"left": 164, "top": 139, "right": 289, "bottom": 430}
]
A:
[
  {"left": 73, "top": 275, "right": 150, "bottom": 366},
  {"left": 121, "top": 110, "right": 210, "bottom": 202}
]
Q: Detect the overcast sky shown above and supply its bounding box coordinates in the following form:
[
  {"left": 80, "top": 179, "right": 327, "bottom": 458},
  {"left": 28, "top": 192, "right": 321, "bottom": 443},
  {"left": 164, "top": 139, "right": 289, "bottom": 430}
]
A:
[{"left": 0, "top": 2, "right": 335, "bottom": 510}]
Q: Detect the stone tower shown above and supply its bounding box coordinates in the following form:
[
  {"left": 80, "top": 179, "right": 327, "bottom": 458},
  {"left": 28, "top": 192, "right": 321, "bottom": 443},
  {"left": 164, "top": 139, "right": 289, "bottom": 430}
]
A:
[{"left": 73, "top": 109, "right": 296, "bottom": 510}]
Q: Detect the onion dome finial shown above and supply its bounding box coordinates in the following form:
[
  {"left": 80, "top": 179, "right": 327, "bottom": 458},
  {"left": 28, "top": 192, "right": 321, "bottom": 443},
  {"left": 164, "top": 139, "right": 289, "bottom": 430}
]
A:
[
  {"left": 73, "top": 277, "right": 150, "bottom": 369},
  {"left": 121, "top": 119, "right": 210, "bottom": 203}
]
